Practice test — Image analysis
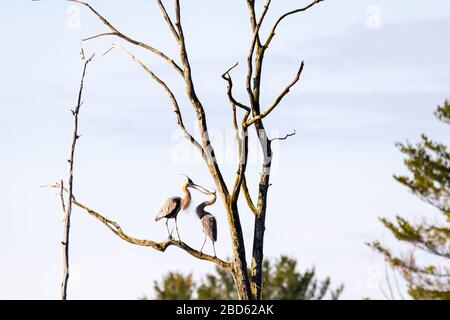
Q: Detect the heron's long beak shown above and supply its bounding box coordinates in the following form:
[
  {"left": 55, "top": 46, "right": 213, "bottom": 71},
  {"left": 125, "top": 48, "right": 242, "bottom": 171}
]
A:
[{"left": 191, "top": 183, "right": 212, "bottom": 195}]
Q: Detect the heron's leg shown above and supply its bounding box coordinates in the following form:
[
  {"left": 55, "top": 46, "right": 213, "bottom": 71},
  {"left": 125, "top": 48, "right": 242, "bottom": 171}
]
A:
[
  {"left": 200, "top": 236, "right": 207, "bottom": 255},
  {"left": 175, "top": 217, "right": 181, "bottom": 241},
  {"left": 165, "top": 219, "right": 171, "bottom": 238},
  {"left": 212, "top": 242, "right": 217, "bottom": 258}
]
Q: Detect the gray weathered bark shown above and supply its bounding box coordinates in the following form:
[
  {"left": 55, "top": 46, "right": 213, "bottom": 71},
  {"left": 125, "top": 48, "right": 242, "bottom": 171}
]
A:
[
  {"left": 60, "top": 50, "right": 94, "bottom": 300},
  {"left": 56, "top": 0, "right": 323, "bottom": 300}
]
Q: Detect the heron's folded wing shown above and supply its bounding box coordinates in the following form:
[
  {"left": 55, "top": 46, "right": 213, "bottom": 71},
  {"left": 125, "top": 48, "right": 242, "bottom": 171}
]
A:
[
  {"left": 155, "top": 196, "right": 181, "bottom": 221},
  {"left": 202, "top": 214, "right": 217, "bottom": 242}
]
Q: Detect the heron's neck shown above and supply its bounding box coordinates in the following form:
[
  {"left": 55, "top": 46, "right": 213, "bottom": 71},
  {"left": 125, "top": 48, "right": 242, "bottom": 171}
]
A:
[
  {"left": 180, "top": 184, "right": 191, "bottom": 210},
  {"left": 204, "top": 193, "right": 217, "bottom": 206},
  {"left": 196, "top": 194, "right": 216, "bottom": 219}
]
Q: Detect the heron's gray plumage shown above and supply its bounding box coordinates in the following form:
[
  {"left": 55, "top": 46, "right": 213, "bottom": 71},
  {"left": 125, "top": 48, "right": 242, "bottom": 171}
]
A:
[
  {"left": 155, "top": 196, "right": 181, "bottom": 221},
  {"left": 154, "top": 176, "right": 208, "bottom": 240},
  {"left": 201, "top": 213, "right": 217, "bottom": 243},
  {"left": 196, "top": 192, "right": 218, "bottom": 256}
]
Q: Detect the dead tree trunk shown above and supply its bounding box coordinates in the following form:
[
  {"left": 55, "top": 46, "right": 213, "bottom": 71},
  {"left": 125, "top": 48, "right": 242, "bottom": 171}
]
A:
[{"left": 55, "top": 0, "right": 323, "bottom": 300}]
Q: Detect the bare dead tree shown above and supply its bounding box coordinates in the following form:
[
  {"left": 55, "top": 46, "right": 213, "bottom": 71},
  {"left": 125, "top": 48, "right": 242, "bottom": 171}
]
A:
[
  {"left": 60, "top": 49, "right": 94, "bottom": 300},
  {"left": 55, "top": 0, "right": 323, "bottom": 300}
]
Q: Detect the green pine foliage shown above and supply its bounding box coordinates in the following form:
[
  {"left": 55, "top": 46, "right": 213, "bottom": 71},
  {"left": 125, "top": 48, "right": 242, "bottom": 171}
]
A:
[
  {"left": 152, "top": 255, "right": 343, "bottom": 300},
  {"left": 369, "top": 99, "right": 450, "bottom": 300},
  {"left": 196, "top": 268, "right": 236, "bottom": 300},
  {"left": 153, "top": 272, "right": 195, "bottom": 300},
  {"left": 260, "top": 256, "right": 343, "bottom": 300}
]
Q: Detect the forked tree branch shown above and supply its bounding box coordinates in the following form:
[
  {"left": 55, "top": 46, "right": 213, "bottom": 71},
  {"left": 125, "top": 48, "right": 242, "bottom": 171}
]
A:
[
  {"left": 264, "top": 0, "right": 324, "bottom": 48},
  {"left": 221, "top": 64, "right": 252, "bottom": 203},
  {"left": 156, "top": 0, "right": 180, "bottom": 41},
  {"left": 55, "top": 0, "right": 314, "bottom": 300},
  {"left": 222, "top": 62, "right": 251, "bottom": 113},
  {"left": 246, "top": 0, "right": 272, "bottom": 106},
  {"left": 222, "top": 63, "right": 241, "bottom": 133},
  {"left": 221, "top": 64, "right": 257, "bottom": 213},
  {"left": 234, "top": 8, "right": 271, "bottom": 229},
  {"left": 171, "top": 0, "right": 231, "bottom": 203},
  {"left": 246, "top": 61, "right": 304, "bottom": 127},
  {"left": 53, "top": 184, "right": 231, "bottom": 270},
  {"left": 108, "top": 44, "right": 206, "bottom": 159},
  {"left": 222, "top": 63, "right": 248, "bottom": 181},
  {"left": 243, "top": 1, "right": 311, "bottom": 300},
  {"left": 222, "top": 64, "right": 253, "bottom": 207},
  {"left": 246, "top": 1, "right": 259, "bottom": 46},
  {"left": 68, "top": 0, "right": 184, "bottom": 75},
  {"left": 257, "top": 0, "right": 272, "bottom": 33}
]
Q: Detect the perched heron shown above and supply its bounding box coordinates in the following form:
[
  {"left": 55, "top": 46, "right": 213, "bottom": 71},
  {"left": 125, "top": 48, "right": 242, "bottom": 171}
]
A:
[
  {"left": 155, "top": 175, "right": 208, "bottom": 240},
  {"left": 196, "top": 190, "right": 218, "bottom": 257}
]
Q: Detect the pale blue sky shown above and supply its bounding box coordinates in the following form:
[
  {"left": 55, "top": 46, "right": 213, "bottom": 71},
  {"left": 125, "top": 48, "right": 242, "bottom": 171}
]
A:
[{"left": 0, "top": 0, "right": 449, "bottom": 299}]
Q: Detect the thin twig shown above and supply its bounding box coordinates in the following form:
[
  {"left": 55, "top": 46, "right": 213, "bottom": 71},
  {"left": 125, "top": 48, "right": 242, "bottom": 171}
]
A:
[
  {"left": 264, "top": 0, "right": 324, "bottom": 48},
  {"left": 221, "top": 62, "right": 251, "bottom": 113},
  {"left": 82, "top": 32, "right": 116, "bottom": 42},
  {"left": 246, "top": 0, "right": 272, "bottom": 106},
  {"left": 242, "top": 176, "right": 257, "bottom": 215},
  {"left": 246, "top": 61, "right": 304, "bottom": 127},
  {"left": 246, "top": 1, "right": 260, "bottom": 47},
  {"left": 270, "top": 130, "right": 296, "bottom": 142},
  {"left": 392, "top": 267, "right": 405, "bottom": 300},
  {"left": 61, "top": 51, "right": 94, "bottom": 300},
  {"left": 155, "top": 0, "right": 180, "bottom": 40},
  {"left": 59, "top": 180, "right": 66, "bottom": 214},
  {"left": 384, "top": 258, "right": 395, "bottom": 300}
]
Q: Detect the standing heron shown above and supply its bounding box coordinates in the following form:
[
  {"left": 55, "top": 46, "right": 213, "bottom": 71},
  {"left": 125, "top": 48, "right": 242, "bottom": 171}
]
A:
[
  {"left": 155, "top": 175, "right": 208, "bottom": 240},
  {"left": 196, "top": 190, "right": 218, "bottom": 257}
]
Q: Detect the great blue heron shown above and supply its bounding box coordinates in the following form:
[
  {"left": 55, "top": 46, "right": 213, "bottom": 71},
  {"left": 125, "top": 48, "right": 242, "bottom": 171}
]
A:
[
  {"left": 155, "top": 175, "right": 208, "bottom": 240},
  {"left": 196, "top": 190, "right": 217, "bottom": 257}
]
